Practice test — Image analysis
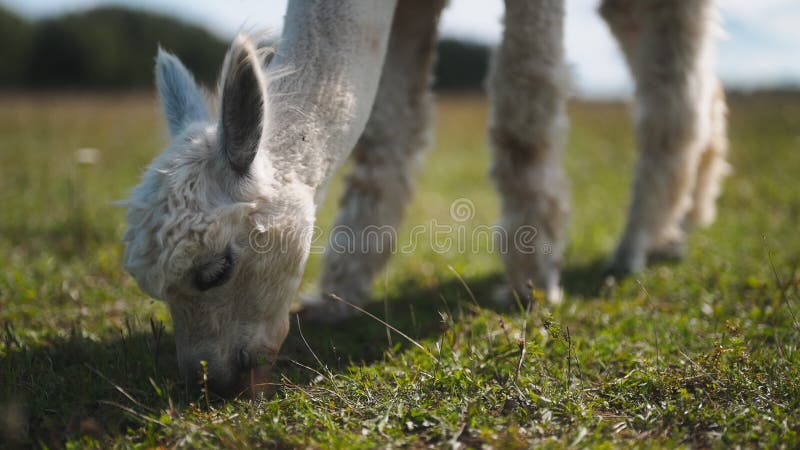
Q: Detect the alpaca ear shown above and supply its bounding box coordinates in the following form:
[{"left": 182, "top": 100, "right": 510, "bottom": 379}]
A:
[
  {"left": 155, "top": 49, "right": 210, "bottom": 137},
  {"left": 218, "top": 36, "right": 267, "bottom": 175}
]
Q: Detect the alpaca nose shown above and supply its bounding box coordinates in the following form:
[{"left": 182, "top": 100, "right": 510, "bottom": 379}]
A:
[
  {"left": 180, "top": 353, "right": 240, "bottom": 397},
  {"left": 180, "top": 349, "right": 270, "bottom": 397},
  {"left": 236, "top": 348, "right": 273, "bottom": 395}
]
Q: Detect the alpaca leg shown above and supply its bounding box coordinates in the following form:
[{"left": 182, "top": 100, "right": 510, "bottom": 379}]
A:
[
  {"left": 600, "top": 0, "right": 683, "bottom": 259},
  {"left": 686, "top": 81, "right": 729, "bottom": 229},
  {"left": 648, "top": 82, "right": 729, "bottom": 260},
  {"left": 606, "top": 0, "right": 720, "bottom": 275},
  {"left": 601, "top": 0, "right": 728, "bottom": 263},
  {"left": 598, "top": 0, "right": 639, "bottom": 72},
  {"left": 489, "top": 0, "right": 570, "bottom": 303},
  {"left": 301, "top": 0, "right": 446, "bottom": 321}
]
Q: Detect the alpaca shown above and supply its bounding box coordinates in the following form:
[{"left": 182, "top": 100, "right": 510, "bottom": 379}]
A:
[
  {"left": 123, "top": 0, "right": 727, "bottom": 395},
  {"left": 306, "top": 0, "right": 728, "bottom": 318}
]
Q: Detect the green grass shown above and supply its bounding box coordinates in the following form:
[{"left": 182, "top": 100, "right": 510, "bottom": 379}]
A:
[{"left": 1, "top": 91, "right": 799, "bottom": 448}]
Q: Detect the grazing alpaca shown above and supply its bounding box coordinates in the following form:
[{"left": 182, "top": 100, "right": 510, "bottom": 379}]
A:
[{"left": 123, "top": 0, "right": 727, "bottom": 395}]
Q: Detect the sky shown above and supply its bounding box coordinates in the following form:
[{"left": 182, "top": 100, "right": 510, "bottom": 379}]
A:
[{"left": 4, "top": 0, "right": 799, "bottom": 97}]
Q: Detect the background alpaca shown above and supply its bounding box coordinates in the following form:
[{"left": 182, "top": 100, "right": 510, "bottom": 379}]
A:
[
  {"left": 309, "top": 0, "right": 728, "bottom": 318},
  {"left": 122, "top": 0, "right": 727, "bottom": 394}
]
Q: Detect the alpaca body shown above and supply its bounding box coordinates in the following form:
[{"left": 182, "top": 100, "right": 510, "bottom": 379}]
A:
[{"left": 123, "top": 0, "right": 727, "bottom": 394}]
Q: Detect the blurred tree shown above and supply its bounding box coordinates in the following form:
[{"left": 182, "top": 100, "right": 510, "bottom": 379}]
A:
[
  {"left": 0, "top": 7, "right": 33, "bottom": 86},
  {"left": 25, "top": 7, "right": 227, "bottom": 88},
  {"left": 0, "top": 7, "right": 492, "bottom": 91},
  {"left": 434, "top": 39, "right": 491, "bottom": 92}
]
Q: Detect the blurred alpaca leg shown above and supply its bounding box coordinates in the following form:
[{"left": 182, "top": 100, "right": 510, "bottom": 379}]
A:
[
  {"left": 489, "top": 0, "right": 570, "bottom": 303},
  {"left": 648, "top": 82, "right": 730, "bottom": 260},
  {"left": 686, "top": 81, "right": 729, "bottom": 230},
  {"left": 599, "top": 0, "right": 638, "bottom": 70},
  {"left": 303, "top": 0, "right": 446, "bottom": 321},
  {"left": 604, "top": 0, "right": 723, "bottom": 274}
]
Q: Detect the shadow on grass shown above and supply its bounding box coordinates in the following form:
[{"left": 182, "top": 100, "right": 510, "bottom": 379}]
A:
[
  {"left": 280, "top": 272, "right": 506, "bottom": 380},
  {"left": 561, "top": 257, "right": 611, "bottom": 299},
  {"left": 560, "top": 255, "right": 688, "bottom": 299},
  {"left": 0, "top": 320, "right": 182, "bottom": 448},
  {"left": 1, "top": 272, "right": 513, "bottom": 446},
  {"left": 1, "top": 260, "right": 610, "bottom": 446},
  {"left": 280, "top": 254, "right": 619, "bottom": 376}
]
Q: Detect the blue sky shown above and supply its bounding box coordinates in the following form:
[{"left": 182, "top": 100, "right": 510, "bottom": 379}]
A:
[{"left": 4, "top": 0, "right": 799, "bottom": 97}]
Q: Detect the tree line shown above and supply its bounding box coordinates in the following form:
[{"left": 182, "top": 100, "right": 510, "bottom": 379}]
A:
[{"left": 0, "top": 6, "right": 490, "bottom": 91}]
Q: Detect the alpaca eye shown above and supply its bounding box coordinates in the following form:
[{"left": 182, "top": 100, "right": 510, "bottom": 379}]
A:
[{"left": 194, "top": 247, "right": 235, "bottom": 291}]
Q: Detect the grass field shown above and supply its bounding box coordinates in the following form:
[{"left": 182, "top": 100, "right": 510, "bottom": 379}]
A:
[{"left": 1, "top": 91, "right": 799, "bottom": 448}]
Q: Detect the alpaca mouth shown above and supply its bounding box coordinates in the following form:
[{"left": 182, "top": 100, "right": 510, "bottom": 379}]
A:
[
  {"left": 233, "top": 347, "right": 279, "bottom": 398},
  {"left": 233, "top": 364, "right": 275, "bottom": 399},
  {"left": 248, "top": 365, "right": 274, "bottom": 396}
]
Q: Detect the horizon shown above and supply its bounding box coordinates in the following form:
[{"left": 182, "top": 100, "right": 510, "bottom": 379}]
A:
[{"left": 3, "top": 0, "right": 799, "bottom": 98}]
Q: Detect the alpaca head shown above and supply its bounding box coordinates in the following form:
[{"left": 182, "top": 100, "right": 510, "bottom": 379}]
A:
[{"left": 123, "top": 36, "right": 314, "bottom": 396}]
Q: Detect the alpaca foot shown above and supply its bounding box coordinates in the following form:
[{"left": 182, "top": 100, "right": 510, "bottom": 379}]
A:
[
  {"left": 547, "top": 285, "right": 564, "bottom": 305},
  {"left": 647, "top": 239, "right": 686, "bottom": 263},
  {"left": 491, "top": 282, "right": 563, "bottom": 309},
  {"left": 297, "top": 293, "right": 356, "bottom": 324},
  {"left": 604, "top": 244, "right": 646, "bottom": 279}
]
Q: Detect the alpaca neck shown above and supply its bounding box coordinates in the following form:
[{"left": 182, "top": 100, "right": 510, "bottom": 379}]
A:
[{"left": 264, "top": 0, "right": 397, "bottom": 205}]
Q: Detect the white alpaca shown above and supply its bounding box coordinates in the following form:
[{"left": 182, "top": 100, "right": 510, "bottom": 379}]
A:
[{"left": 123, "top": 0, "right": 727, "bottom": 395}]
